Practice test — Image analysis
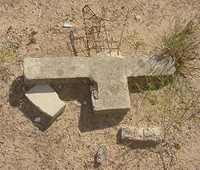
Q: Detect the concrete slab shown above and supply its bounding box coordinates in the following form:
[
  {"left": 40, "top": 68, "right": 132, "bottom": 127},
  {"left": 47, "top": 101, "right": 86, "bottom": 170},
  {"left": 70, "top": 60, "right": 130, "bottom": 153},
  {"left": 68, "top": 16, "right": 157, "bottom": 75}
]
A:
[
  {"left": 25, "top": 84, "right": 66, "bottom": 118},
  {"left": 24, "top": 54, "right": 175, "bottom": 114}
]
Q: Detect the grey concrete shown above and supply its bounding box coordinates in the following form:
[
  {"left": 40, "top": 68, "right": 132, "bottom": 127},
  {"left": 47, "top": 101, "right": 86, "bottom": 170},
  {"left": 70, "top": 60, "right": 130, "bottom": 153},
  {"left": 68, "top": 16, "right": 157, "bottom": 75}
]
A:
[
  {"left": 24, "top": 54, "right": 175, "bottom": 114},
  {"left": 25, "top": 84, "right": 66, "bottom": 118},
  {"left": 119, "top": 127, "right": 163, "bottom": 143}
]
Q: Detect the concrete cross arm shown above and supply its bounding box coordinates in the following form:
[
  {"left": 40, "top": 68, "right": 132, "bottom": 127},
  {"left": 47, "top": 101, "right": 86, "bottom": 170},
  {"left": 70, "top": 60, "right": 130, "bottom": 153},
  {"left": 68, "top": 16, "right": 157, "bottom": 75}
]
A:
[
  {"left": 24, "top": 57, "right": 91, "bottom": 80},
  {"left": 24, "top": 55, "right": 175, "bottom": 114},
  {"left": 125, "top": 55, "right": 176, "bottom": 77}
]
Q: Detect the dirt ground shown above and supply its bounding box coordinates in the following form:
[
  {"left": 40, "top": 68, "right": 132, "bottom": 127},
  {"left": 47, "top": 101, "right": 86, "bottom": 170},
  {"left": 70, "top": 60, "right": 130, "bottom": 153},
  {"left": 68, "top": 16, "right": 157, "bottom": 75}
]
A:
[{"left": 0, "top": 0, "right": 200, "bottom": 169}]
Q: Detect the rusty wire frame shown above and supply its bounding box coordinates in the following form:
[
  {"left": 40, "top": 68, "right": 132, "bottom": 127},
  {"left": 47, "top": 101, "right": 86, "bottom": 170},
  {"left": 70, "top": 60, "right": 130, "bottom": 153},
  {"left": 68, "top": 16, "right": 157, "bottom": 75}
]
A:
[{"left": 69, "top": 5, "right": 128, "bottom": 57}]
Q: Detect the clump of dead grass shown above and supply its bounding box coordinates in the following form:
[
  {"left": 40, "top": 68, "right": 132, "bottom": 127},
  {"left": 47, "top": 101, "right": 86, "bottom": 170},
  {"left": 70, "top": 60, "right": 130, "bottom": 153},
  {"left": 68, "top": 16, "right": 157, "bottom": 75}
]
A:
[
  {"left": 158, "top": 19, "right": 200, "bottom": 127},
  {"left": 160, "top": 20, "right": 200, "bottom": 78}
]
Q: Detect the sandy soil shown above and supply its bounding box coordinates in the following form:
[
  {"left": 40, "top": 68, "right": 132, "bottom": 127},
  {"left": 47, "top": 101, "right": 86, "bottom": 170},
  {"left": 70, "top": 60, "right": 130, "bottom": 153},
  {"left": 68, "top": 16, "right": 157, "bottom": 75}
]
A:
[{"left": 0, "top": 0, "right": 200, "bottom": 169}]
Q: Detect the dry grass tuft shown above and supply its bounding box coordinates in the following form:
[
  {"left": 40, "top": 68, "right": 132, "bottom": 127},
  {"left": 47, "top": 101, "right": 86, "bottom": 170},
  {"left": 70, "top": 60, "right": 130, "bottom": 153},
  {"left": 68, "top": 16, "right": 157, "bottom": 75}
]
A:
[{"left": 160, "top": 20, "right": 200, "bottom": 78}]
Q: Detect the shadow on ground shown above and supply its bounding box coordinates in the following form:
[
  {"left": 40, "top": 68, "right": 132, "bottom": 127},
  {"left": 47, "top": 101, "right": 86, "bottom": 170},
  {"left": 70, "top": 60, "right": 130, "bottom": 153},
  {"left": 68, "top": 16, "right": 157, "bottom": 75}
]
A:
[
  {"left": 53, "top": 79, "right": 127, "bottom": 132},
  {"left": 128, "top": 75, "right": 173, "bottom": 93},
  {"left": 9, "top": 75, "right": 173, "bottom": 132},
  {"left": 9, "top": 76, "right": 52, "bottom": 131}
]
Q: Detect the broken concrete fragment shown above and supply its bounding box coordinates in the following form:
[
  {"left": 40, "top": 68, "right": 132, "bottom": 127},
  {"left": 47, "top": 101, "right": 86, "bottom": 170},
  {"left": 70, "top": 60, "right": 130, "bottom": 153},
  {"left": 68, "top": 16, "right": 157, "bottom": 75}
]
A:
[
  {"left": 119, "top": 127, "right": 163, "bottom": 143},
  {"left": 25, "top": 84, "right": 65, "bottom": 119},
  {"left": 95, "top": 145, "right": 107, "bottom": 165}
]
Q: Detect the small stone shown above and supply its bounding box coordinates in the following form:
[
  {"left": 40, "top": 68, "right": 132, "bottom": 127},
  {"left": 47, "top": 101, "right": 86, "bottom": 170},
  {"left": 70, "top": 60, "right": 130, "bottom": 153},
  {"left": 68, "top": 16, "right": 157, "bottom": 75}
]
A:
[
  {"left": 63, "top": 21, "right": 73, "bottom": 28},
  {"left": 34, "top": 117, "right": 41, "bottom": 123},
  {"left": 25, "top": 84, "right": 66, "bottom": 119},
  {"left": 119, "top": 126, "right": 163, "bottom": 143},
  {"left": 135, "top": 15, "right": 142, "bottom": 22},
  {"left": 95, "top": 145, "right": 107, "bottom": 165}
]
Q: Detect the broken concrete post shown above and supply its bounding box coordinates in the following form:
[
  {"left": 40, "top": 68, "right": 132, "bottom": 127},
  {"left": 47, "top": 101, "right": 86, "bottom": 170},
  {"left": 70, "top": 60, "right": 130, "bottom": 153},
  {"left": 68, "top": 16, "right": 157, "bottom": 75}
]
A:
[
  {"left": 119, "top": 127, "right": 163, "bottom": 144},
  {"left": 25, "top": 84, "right": 66, "bottom": 119},
  {"left": 24, "top": 54, "right": 175, "bottom": 114}
]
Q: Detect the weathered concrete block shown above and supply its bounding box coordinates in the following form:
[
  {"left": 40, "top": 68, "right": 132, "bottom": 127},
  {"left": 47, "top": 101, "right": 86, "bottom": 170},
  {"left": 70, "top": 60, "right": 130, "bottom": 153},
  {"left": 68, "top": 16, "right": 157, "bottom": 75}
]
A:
[
  {"left": 25, "top": 84, "right": 66, "bottom": 119},
  {"left": 24, "top": 54, "right": 175, "bottom": 114},
  {"left": 119, "top": 126, "right": 163, "bottom": 143}
]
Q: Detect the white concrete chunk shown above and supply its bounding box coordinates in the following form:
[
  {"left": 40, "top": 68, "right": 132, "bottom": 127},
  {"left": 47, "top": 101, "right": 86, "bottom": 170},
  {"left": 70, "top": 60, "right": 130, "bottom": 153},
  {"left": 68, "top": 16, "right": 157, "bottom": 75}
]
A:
[{"left": 25, "top": 84, "right": 65, "bottom": 118}]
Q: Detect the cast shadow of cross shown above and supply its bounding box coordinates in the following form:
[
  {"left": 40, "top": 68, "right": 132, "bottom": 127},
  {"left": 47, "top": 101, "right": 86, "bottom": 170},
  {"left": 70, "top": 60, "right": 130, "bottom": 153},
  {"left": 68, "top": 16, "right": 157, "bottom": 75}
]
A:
[{"left": 9, "top": 75, "right": 172, "bottom": 132}]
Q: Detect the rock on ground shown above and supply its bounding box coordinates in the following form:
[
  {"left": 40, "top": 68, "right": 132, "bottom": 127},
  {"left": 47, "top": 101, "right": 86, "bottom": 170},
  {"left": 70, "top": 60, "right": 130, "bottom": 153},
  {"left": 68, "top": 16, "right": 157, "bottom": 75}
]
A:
[{"left": 95, "top": 145, "right": 107, "bottom": 165}]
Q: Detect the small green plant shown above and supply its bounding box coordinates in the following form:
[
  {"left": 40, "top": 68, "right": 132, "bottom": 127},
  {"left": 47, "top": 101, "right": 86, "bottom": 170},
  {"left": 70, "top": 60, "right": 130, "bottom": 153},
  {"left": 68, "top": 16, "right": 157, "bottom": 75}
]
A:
[{"left": 160, "top": 20, "right": 200, "bottom": 77}]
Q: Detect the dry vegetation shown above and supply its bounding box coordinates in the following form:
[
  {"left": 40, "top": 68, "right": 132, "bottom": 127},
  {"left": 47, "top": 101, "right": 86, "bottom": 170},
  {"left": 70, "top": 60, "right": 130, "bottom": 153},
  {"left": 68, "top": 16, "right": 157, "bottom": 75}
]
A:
[
  {"left": 126, "top": 18, "right": 200, "bottom": 170},
  {"left": 160, "top": 19, "right": 200, "bottom": 78}
]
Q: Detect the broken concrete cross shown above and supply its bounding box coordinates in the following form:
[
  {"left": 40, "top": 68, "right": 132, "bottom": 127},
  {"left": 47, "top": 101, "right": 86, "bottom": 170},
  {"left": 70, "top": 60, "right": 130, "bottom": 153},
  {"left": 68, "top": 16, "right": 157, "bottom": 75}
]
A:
[{"left": 24, "top": 54, "right": 175, "bottom": 114}]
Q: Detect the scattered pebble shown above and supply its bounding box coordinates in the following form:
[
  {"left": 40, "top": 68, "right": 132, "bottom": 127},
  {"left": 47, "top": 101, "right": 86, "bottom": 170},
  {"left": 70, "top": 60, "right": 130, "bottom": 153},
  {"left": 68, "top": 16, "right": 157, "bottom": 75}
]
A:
[
  {"left": 95, "top": 145, "right": 107, "bottom": 165},
  {"left": 63, "top": 21, "right": 73, "bottom": 28},
  {"left": 135, "top": 15, "right": 142, "bottom": 22},
  {"left": 34, "top": 117, "right": 41, "bottom": 123}
]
